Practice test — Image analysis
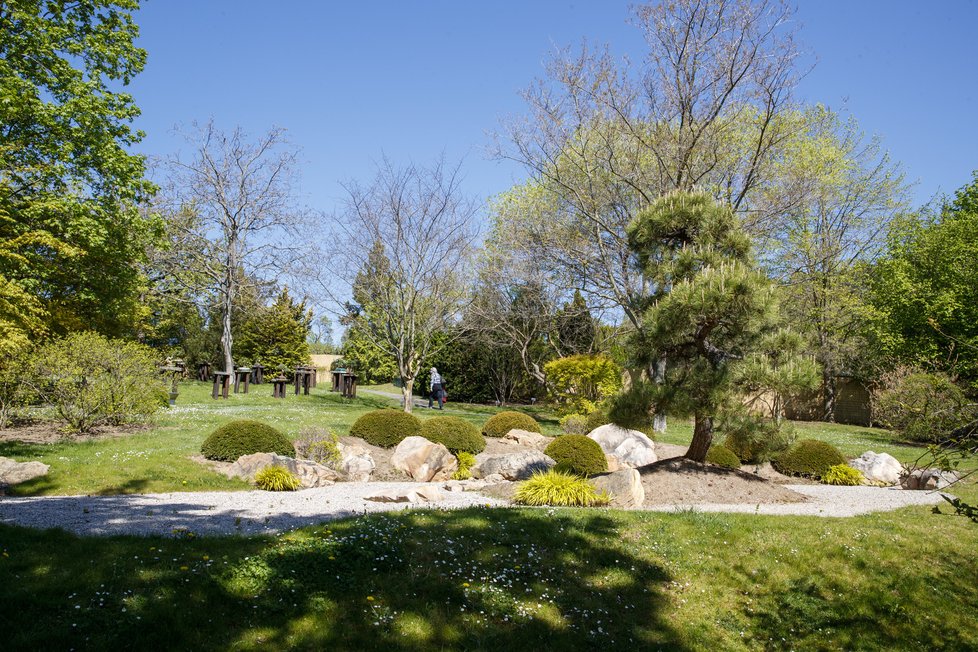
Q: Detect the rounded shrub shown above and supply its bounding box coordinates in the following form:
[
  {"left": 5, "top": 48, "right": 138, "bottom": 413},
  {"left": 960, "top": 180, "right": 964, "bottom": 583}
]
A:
[
  {"left": 772, "top": 439, "right": 847, "bottom": 479},
  {"left": 349, "top": 409, "right": 422, "bottom": 448},
  {"left": 421, "top": 416, "right": 486, "bottom": 454},
  {"left": 513, "top": 469, "right": 609, "bottom": 507},
  {"left": 201, "top": 420, "right": 295, "bottom": 462},
  {"left": 482, "top": 411, "right": 540, "bottom": 438},
  {"left": 544, "top": 434, "right": 608, "bottom": 476},
  {"left": 706, "top": 444, "right": 741, "bottom": 469},
  {"left": 255, "top": 466, "right": 300, "bottom": 491},
  {"left": 822, "top": 464, "right": 864, "bottom": 486}
]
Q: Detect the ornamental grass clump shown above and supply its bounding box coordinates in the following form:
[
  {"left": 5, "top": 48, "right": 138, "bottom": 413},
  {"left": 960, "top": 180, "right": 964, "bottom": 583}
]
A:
[
  {"left": 706, "top": 444, "right": 741, "bottom": 469},
  {"left": 201, "top": 420, "right": 295, "bottom": 462},
  {"left": 544, "top": 434, "right": 608, "bottom": 477},
  {"left": 255, "top": 466, "right": 300, "bottom": 491},
  {"left": 822, "top": 464, "right": 864, "bottom": 486},
  {"left": 513, "top": 469, "right": 610, "bottom": 507},
  {"left": 482, "top": 411, "right": 541, "bottom": 438},
  {"left": 773, "top": 439, "right": 847, "bottom": 479},
  {"left": 452, "top": 451, "right": 476, "bottom": 480},
  {"left": 421, "top": 416, "right": 486, "bottom": 454},
  {"left": 350, "top": 409, "right": 421, "bottom": 448}
]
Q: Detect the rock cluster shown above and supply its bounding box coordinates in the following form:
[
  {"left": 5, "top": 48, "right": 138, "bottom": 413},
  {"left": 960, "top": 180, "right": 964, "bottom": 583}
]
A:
[
  {"left": 902, "top": 468, "right": 959, "bottom": 490},
  {"left": 229, "top": 453, "right": 341, "bottom": 488}
]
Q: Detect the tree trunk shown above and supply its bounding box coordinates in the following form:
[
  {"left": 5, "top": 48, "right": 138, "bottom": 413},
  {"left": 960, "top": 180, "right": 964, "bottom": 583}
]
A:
[
  {"left": 685, "top": 413, "right": 713, "bottom": 462},
  {"left": 822, "top": 367, "right": 836, "bottom": 423},
  {"left": 402, "top": 378, "right": 414, "bottom": 413},
  {"left": 652, "top": 357, "right": 667, "bottom": 433},
  {"left": 221, "top": 293, "right": 234, "bottom": 373}
]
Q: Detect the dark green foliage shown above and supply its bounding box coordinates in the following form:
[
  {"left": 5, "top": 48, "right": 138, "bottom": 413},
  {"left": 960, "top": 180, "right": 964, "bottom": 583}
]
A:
[
  {"left": 705, "top": 445, "right": 741, "bottom": 469},
  {"left": 340, "top": 325, "right": 397, "bottom": 384},
  {"left": 872, "top": 370, "right": 975, "bottom": 443},
  {"left": 350, "top": 409, "right": 422, "bottom": 448},
  {"left": 585, "top": 408, "right": 610, "bottom": 433},
  {"left": 555, "top": 290, "right": 597, "bottom": 355},
  {"left": 420, "top": 416, "right": 486, "bottom": 454},
  {"left": 544, "top": 435, "right": 608, "bottom": 476},
  {"left": 773, "top": 439, "right": 847, "bottom": 479},
  {"left": 201, "top": 420, "right": 295, "bottom": 462},
  {"left": 482, "top": 411, "right": 540, "bottom": 438},
  {"left": 236, "top": 286, "right": 313, "bottom": 372},
  {"left": 720, "top": 413, "right": 795, "bottom": 464}
]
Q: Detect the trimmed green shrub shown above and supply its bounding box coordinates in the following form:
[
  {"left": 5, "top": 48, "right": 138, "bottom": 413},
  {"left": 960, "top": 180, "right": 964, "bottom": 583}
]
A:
[
  {"left": 482, "top": 411, "right": 540, "bottom": 438},
  {"left": 822, "top": 464, "right": 864, "bottom": 486},
  {"left": 452, "top": 451, "right": 476, "bottom": 480},
  {"left": 513, "top": 469, "right": 610, "bottom": 507},
  {"left": 294, "top": 427, "right": 342, "bottom": 466},
  {"left": 255, "top": 466, "right": 300, "bottom": 491},
  {"left": 350, "top": 409, "right": 421, "bottom": 448},
  {"left": 706, "top": 444, "right": 741, "bottom": 469},
  {"left": 721, "top": 414, "right": 795, "bottom": 464},
  {"left": 773, "top": 439, "right": 847, "bottom": 479},
  {"left": 544, "top": 434, "right": 608, "bottom": 477},
  {"left": 560, "top": 413, "right": 588, "bottom": 435},
  {"left": 201, "top": 420, "right": 295, "bottom": 462},
  {"left": 421, "top": 416, "right": 486, "bottom": 454}
]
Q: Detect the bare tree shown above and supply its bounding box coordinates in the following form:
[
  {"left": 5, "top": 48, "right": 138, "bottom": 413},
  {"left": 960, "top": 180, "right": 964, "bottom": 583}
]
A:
[
  {"left": 313, "top": 158, "right": 479, "bottom": 412},
  {"left": 157, "top": 121, "right": 304, "bottom": 373}
]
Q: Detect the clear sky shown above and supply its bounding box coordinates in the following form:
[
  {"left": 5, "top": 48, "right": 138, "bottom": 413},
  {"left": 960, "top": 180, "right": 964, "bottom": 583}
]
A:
[{"left": 129, "top": 0, "right": 978, "bottom": 218}]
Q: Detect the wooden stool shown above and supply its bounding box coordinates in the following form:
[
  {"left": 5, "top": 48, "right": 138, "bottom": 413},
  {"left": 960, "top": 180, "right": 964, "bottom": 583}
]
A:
[
  {"left": 271, "top": 377, "right": 288, "bottom": 398},
  {"left": 233, "top": 368, "right": 251, "bottom": 394},
  {"left": 211, "top": 371, "right": 231, "bottom": 399}
]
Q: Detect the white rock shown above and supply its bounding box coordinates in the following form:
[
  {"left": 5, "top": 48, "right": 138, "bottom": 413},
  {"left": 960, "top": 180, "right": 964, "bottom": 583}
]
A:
[
  {"left": 587, "top": 424, "right": 657, "bottom": 469},
  {"left": 364, "top": 486, "right": 445, "bottom": 503},
  {"left": 0, "top": 456, "right": 50, "bottom": 486},
  {"left": 337, "top": 443, "right": 376, "bottom": 482},
  {"left": 391, "top": 436, "right": 458, "bottom": 482},
  {"left": 589, "top": 469, "right": 645, "bottom": 508},
  {"left": 848, "top": 451, "right": 903, "bottom": 486},
  {"left": 472, "top": 451, "right": 554, "bottom": 480}
]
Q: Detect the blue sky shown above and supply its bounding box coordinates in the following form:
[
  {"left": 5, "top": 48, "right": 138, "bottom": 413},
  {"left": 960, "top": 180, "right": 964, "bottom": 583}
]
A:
[{"left": 129, "top": 0, "right": 978, "bottom": 216}]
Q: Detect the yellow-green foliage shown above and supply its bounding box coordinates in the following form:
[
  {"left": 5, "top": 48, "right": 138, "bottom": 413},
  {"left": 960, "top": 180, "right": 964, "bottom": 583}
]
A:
[
  {"left": 822, "top": 464, "right": 864, "bottom": 486},
  {"left": 543, "top": 354, "right": 623, "bottom": 415},
  {"left": 254, "top": 466, "right": 300, "bottom": 491},
  {"left": 544, "top": 435, "right": 608, "bottom": 476},
  {"left": 705, "top": 444, "right": 741, "bottom": 469},
  {"left": 452, "top": 451, "right": 476, "bottom": 480},
  {"left": 482, "top": 411, "right": 540, "bottom": 438},
  {"left": 513, "top": 470, "right": 610, "bottom": 507}
]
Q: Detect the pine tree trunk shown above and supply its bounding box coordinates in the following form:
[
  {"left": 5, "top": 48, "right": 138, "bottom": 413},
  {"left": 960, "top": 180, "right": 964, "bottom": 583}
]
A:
[
  {"left": 685, "top": 413, "right": 713, "bottom": 462},
  {"left": 652, "top": 357, "right": 667, "bottom": 433}
]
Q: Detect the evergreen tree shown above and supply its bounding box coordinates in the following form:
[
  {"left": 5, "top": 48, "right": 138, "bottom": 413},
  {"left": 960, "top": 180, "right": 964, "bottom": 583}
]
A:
[{"left": 237, "top": 287, "right": 312, "bottom": 373}]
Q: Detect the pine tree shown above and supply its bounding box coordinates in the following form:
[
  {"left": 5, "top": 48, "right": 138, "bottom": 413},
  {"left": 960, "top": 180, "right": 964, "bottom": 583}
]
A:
[{"left": 237, "top": 287, "right": 312, "bottom": 373}]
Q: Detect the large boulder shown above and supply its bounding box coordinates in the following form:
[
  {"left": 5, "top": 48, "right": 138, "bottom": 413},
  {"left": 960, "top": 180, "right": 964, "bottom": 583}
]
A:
[
  {"left": 848, "top": 451, "right": 903, "bottom": 486},
  {"left": 501, "top": 429, "right": 552, "bottom": 451},
  {"left": 471, "top": 450, "right": 554, "bottom": 480},
  {"left": 0, "top": 457, "right": 50, "bottom": 486},
  {"left": 902, "top": 469, "right": 959, "bottom": 490},
  {"left": 587, "top": 424, "right": 657, "bottom": 469},
  {"left": 365, "top": 486, "right": 445, "bottom": 503},
  {"left": 391, "top": 436, "right": 458, "bottom": 482},
  {"left": 590, "top": 468, "right": 645, "bottom": 508},
  {"left": 229, "top": 453, "right": 341, "bottom": 488},
  {"left": 337, "top": 442, "right": 375, "bottom": 482}
]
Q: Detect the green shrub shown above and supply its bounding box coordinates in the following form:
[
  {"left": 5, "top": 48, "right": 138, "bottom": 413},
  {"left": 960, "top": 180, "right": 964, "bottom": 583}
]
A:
[
  {"left": 421, "top": 416, "right": 486, "bottom": 454},
  {"left": 482, "top": 411, "right": 540, "bottom": 438},
  {"left": 544, "top": 434, "right": 608, "bottom": 477},
  {"left": 294, "top": 427, "right": 342, "bottom": 466},
  {"left": 513, "top": 469, "right": 610, "bottom": 507},
  {"left": 872, "top": 369, "right": 975, "bottom": 443},
  {"left": 30, "top": 332, "right": 168, "bottom": 433},
  {"left": 822, "top": 464, "right": 864, "bottom": 486},
  {"left": 255, "top": 466, "right": 300, "bottom": 491},
  {"left": 584, "top": 408, "right": 610, "bottom": 434},
  {"left": 773, "top": 439, "right": 847, "bottom": 479},
  {"left": 452, "top": 451, "right": 476, "bottom": 480},
  {"left": 201, "top": 420, "right": 295, "bottom": 462},
  {"left": 350, "top": 409, "right": 421, "bottom": 448},
  {"left": 706, "top": 444, "right": 741, "bottom": 469},
  {"left": 544, "top": 354, "right": 623, "bottom": 415},
  {"left": 721, "top": 414, "right": 795, "bottom": 464},
  {"left": 560, "top": 413, "right": 588, "bottom": 435}
]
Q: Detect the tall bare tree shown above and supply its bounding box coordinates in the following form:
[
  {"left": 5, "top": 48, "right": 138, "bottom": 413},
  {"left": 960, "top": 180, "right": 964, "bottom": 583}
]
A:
[
  {"left": 314, "top": 158, "right": 479, "bottom": 412},
  {"left": 158, "top": 121, "right": 304, "bottom": 373}
]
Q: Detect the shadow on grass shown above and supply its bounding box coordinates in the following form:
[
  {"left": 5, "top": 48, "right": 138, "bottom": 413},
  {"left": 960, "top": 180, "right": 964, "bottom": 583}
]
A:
[{"left": 0, "top": 508, "right": 683, "bottom": 650}]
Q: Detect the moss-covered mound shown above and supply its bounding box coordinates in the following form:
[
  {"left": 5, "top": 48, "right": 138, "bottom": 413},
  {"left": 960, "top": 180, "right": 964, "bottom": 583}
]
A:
[
  {"left": 201, "top": 420, "right": 295, "bottom": 462},
  {"left": 420, "top": 416, "right": 486, "bottom": 454},
  {"left": 544, "top": 434, "right": 608, "bottom": 477},
  {"left": 482, "top": 411, "right": 541, "bottom": 438},
  {"left": 349, "top": 409, "right": 422, "bottom": 448},
  {"left": 773, "top": 439, "right": 847, "bottom": 479}
]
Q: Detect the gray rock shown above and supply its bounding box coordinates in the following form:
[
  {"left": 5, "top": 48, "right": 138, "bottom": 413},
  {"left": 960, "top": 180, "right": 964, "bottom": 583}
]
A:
[
  {"left": 364, "top": 486, "right": 445, "bottom": 503},
  {"left": 501, "top": 429, "right": 552, "bottom": 451},
  {"left": 0, "top": 456, "right": 49, "bottom": 486},
  {"left": 902, "top": 468, "right": 959, "bottom": 490},
  {"left": 589, "top": 469, "right": 645, "bottom": 508},
  {"left": 391, "top": 436, "right": 458, "bottom": 482},
  {"left": 587, "top": 424, "right": 657, "bottom": 468},
  {"left": 848, "top": 451, "right": 903, "bottom": 486},
  {"left": 472, "top": 451, "right": 554, "bottom": 480},
  {"left": 229, "top": 453, "right": 341, "bottom": 488}
]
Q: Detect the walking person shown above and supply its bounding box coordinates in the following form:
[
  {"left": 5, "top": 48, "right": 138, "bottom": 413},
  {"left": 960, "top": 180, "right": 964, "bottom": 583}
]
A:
[{"left": 428, "top": 367, "right": 445, "bottom": 409}]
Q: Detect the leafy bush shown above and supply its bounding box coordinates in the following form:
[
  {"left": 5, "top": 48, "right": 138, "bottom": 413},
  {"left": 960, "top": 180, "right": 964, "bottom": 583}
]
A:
[
  {"left": 585, "top": 408, "right": 609, "bottom": 433},
  {"left": 773, "top": 439, "right": 847, "bottom": 479},
  {"left": 544, "top": 354, "right": 623, "bottom": 415},
  {"left": 421, "top": 416, "right": 485, "bottom": 454},
  {"left": 544, "top": 434, "right": 608, "bottom": 477},
  {"left": 294, "top": 427, "right": 342, "bottom": 467},
  {"left": 452, "top": 451, "right": 476, "bottom": 480},
  {"left": 255, "top": 466, "right": 300, "bottom": 491},
  {"left": 513, "top": 470, "right": 610, "bottom": 507},
  {"left": 349, "top": 409, "right": 421, "bottom": 448},
  {"left": 560, "top": 413, "right": 588, "bottom": 435},
  {"left": 482, "top": 411, "right": 540, "bottom": 438},
  {"left": 0, "top": 350, "right": 32, "bottom": 429},
  {"left": 30, "top": 332, "right": 168, "bottom": 433},
  {"left": 706, "top": 444, "right": 741, "bottom": 469},
  {"left": 872, "top": 369, "right": 975, "bottom": 443},
  {"left": 201, "top": 420, "right": 295, "bottom": 462},
  {"left": 822, "top": 464, "right": 864, "bottom": 486},
  {"left": 721, "top": 414, "right": 795, "bottom": 464}
]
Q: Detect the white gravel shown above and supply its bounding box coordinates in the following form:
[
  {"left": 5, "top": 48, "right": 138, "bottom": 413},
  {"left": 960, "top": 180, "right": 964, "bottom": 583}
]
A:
[{"left": 0, "top": 483, "right": 948, "bottom": 537}]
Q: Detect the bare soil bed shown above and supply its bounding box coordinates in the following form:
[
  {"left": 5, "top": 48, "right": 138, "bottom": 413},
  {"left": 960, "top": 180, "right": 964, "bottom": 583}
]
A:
[{"left": 639, "top": 457, "right": 807, "bottom": 505}]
